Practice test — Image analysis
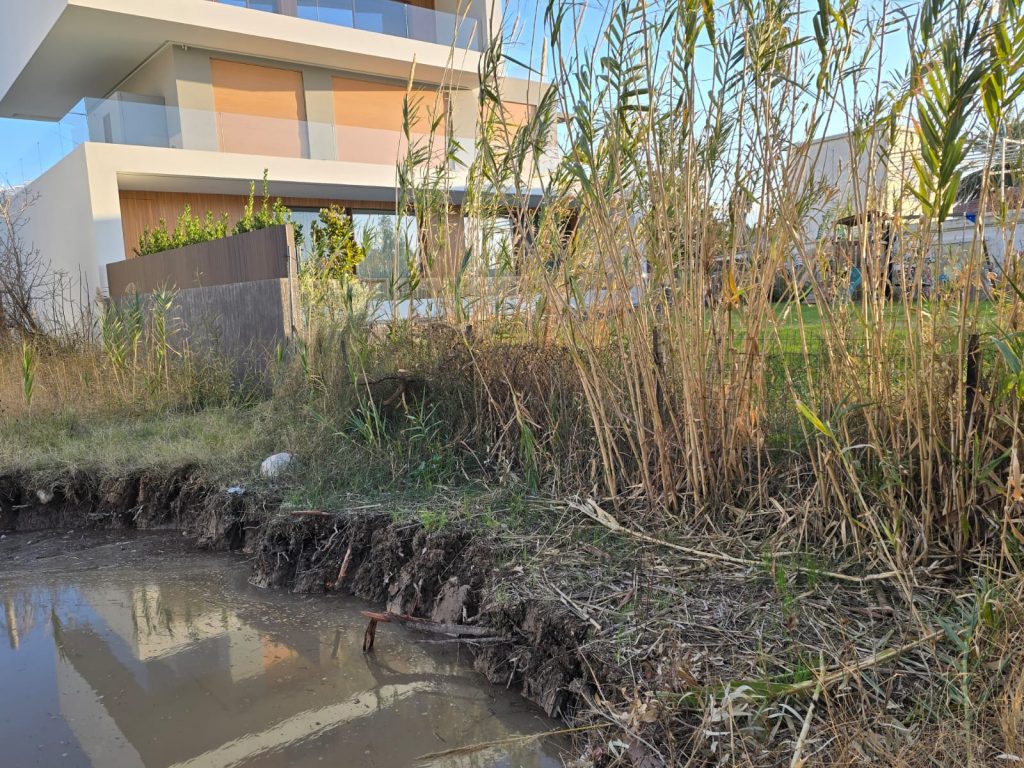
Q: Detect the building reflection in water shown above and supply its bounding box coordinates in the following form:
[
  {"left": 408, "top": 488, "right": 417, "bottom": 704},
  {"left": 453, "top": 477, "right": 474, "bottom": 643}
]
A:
[{"left": 0, "top": 565, "right": 563, "bottom": 768}]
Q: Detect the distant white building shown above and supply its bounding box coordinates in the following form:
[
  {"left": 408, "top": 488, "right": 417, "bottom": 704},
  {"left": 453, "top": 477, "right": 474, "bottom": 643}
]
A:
[{"left": 796, "top": 127, "right": 1024, "bottom": 296}]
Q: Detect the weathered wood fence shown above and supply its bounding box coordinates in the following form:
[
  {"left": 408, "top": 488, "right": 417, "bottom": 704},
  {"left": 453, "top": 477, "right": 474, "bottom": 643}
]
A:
[{"left": 105, "top": 225, "right": 299, "bottom": 374}]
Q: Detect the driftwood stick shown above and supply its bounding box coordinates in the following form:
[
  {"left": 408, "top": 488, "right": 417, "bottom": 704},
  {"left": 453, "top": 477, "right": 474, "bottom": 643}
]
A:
[
  {"left": 330, "top": 542, "right": 353, "bottom": 589},
  {"left": 358, "top": 610, "right": 493, "bottom": 638}
]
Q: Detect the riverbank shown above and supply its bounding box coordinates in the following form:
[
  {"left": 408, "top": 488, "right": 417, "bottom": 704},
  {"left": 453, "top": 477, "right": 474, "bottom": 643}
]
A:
[
  {"left": 3, "top": 463, "right": 1017, "bottom": 767},
  {"left": 0, "top": 467, "right": 600, "bottom": 725}
]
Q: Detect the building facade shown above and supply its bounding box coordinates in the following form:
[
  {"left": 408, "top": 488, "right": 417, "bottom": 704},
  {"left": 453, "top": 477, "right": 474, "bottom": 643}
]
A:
[
  {"left": 797, "top": 128, "right": 1024, "bottom": 295},
  {"left": 0, "top": 0, "right": 547, "bottom": 302}
]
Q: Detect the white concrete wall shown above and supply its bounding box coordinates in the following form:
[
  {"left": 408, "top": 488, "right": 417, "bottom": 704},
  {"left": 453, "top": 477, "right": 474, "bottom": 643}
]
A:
[
  {"left": 16, "top": 145, "right": 102, "bottom": 324},
  {"left": 0, "top": 0, "right": 67, "bottom": 118},
  {"left": 797, "top": 128, "right": 918, "bottom": 245},
  {"left": 118, "top": 45, "right": 179, "bottom": 107}
]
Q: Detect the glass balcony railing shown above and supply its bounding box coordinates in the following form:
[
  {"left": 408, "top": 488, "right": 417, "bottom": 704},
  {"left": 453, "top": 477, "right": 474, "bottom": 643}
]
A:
[
  {"left": 214, "top": 0, "right": 482, "bottom": 51},
  {"left": 1, "top": 95, "right": 475, "bottom": 185},
  {"left": 0, "top": 94, "right": 565, "bottom": 188}
]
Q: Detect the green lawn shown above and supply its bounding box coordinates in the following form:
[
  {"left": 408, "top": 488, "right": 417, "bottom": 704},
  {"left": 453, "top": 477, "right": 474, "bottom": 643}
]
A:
[{"left": 0, "top": 407, "right": 265, "bottom": 483}]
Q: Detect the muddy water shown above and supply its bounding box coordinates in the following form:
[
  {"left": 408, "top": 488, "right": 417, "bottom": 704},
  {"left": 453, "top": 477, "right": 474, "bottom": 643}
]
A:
[{"left": 0, "top": 533, "right": 565, "bottom": 767}]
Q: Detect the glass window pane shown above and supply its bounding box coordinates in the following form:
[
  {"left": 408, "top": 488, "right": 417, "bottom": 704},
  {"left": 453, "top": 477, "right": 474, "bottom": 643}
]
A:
[
  {"left": 312, "top": 0, "right": 355, "bottom": 26},
  {"left": 482, "top": 216, "right": 515, "bottom": 276},
  {"left": 352, "top": 210, "right": 418, "bottom": 281},
  {"left": 289, "top": 208, "right": 322, "bottom": 264},
  {"left": 354, "top": 0, "right": 407, "bottom": 37}
]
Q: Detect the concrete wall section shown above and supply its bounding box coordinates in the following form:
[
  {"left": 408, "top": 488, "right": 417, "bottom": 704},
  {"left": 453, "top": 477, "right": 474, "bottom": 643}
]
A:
[
  {"left": 119, "top": 45, "right": 179, "bottom": 108},
  {"left": 173, "top": 47, "right": 220, "bottom": 152},
  {"left": 302, "top": 69, "right": 339, "bottom": 162},
  {"left": 0, "top": 0, "right": 68, "bottom": 118},
  {"left": 17, "top": 146, "right": 103, "bottom": 321}
]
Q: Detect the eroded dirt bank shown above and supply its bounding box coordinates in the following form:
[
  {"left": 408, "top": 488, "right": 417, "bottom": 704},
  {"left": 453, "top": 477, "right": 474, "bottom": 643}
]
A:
[{"left": 0, "top": 468, "right": 599, "bottom": 724}]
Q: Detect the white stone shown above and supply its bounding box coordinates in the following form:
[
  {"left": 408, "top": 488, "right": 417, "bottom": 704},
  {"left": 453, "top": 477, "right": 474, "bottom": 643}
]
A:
[{"left": 260, "top": 452, "right": 293, "bottom": 478}]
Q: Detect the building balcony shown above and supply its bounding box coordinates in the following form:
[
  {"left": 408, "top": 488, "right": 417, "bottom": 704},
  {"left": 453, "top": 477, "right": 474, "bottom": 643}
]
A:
[
  {"left": 214, "top": 0, "right": 482, "bottom": 51},
  {"left": 0, "top": 0, "right": 485, "bottom": 121},
  {"left": 3, "top": 94, "right": 476, "bottom": 184}
]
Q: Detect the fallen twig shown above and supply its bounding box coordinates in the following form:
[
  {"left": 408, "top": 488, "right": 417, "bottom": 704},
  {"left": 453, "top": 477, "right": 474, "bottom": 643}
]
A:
[
  {"left": 546, "top": 579, "right": 602, "bottom": 631},
  {"left": 359, "top": 610, "right": 494, "bottom": 653},
  {"left": 572, "top": 499, "right": 900, "bottom": 584},
  {"left": 789, "top": 664, "right": 823, "bottom": 768}
]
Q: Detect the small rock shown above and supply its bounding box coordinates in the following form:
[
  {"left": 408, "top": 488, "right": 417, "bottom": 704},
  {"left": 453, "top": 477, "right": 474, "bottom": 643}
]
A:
[
  {"left": 260, "top": 452, "right": 294, "bottom": 478},
  {"left": 36, "top": 489, "right": 54, "bottom": 504}
]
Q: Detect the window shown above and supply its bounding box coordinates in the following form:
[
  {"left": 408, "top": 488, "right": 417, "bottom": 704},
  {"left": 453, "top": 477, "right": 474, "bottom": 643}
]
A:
[
  {"left": 351, "top": 210, "right": 419, "bottom": 281},
  {"left": 480, "top": 216, "right": 516, "bottom": 276},
  {"left": 472, "top": 213, "right": 538, "bottom": 276},
  {"left": 288, "top": 208, "right": 322, "bottom": 263}
]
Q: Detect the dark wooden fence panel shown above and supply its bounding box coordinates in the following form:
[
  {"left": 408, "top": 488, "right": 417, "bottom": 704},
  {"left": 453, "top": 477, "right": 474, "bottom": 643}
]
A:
[
  {"left": 106, "top": 225, "right": 296, "bottom": 296},
  {"left": 168, "top": 277, "right": 297, "bottom": 370},
  {"left": 114, "top": 277, "right": 298, "bottom": 381}
]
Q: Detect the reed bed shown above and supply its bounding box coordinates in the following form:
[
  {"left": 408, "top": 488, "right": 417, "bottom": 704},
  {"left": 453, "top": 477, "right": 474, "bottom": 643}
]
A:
[{"left": 379, "top": 0, "right": 1024, "bottom": 577}]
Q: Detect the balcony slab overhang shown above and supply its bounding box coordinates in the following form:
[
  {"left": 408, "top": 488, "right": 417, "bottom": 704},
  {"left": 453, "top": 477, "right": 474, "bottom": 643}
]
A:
[{"left": 0, "top": 0, "right": 482, "bottom": 121}]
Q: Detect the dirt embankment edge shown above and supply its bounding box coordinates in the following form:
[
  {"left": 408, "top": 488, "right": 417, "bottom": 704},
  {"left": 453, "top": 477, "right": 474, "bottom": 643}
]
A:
[{"left": 0, "top": 468, "right": 597, "bottom": 722}]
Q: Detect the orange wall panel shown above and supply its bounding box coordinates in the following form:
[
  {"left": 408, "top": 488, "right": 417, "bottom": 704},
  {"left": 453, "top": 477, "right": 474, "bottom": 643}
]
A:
[
  {"left": 211, "top": 59, "right": 309, "bottom": 158},
  {"left": 331, "top": 77, "right": 447, "bottom": 164}
]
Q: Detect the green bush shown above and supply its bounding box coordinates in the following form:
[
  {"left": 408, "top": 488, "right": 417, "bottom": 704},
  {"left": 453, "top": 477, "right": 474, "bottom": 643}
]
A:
[
  {"left": 304, "top": 205, "right": 366, "bottom": 279},
  {"left": 135, "top": 206, "right": 230, "bottom": 257},
  {"left": 134, "top": 170, "right": 291, "bottom": 257},
  {"left": 233, "top": 170, "right": 292, "bottom": 236}
]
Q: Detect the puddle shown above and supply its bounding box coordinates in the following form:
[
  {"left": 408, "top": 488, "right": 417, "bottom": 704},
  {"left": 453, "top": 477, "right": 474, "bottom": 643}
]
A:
[{"left": 0, "top": 535, "right": 566, "bottom": 767}]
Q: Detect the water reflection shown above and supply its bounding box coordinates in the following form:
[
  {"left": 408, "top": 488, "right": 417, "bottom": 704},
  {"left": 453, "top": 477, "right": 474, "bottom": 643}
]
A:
[{"left": 0, "top": 556, "right": 563, "bottom": 767}]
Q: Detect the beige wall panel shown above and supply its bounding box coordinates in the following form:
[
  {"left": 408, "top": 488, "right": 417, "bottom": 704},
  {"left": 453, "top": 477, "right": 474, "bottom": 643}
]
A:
[{"left": 211, "top": 59, "right": 309, "bottom": 158}]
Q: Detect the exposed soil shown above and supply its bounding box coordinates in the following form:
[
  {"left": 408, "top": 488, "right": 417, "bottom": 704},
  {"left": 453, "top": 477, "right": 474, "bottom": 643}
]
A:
[{"left": 0, "top": 467, "right": 596, "bottom": 724}]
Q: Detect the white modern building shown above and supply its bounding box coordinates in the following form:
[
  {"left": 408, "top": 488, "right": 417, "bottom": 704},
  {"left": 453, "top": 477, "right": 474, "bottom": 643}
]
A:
[
  {"left": 797, "top": 128, "right": 1024, "bottom": 292},
  {"left": 0, "top": 0, "right": 548, "bottom": 301},
  {"left": 797, "top": 128, "right": 918, "bottom": 247}
]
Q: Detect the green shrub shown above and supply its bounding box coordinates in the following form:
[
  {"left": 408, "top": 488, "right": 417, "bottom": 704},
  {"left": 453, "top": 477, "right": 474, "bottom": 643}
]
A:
[
  {"left": 135, "top": 206, "right": 230, "bottom": 257},
  {"left": 134, "top": 170, "right": 291, "bottom": 257},
  {"left": 233, "top": 170, "right": 292, "bottom": 236},
  {"left": 304, "top": 205, "right": 366, "bottom": 279}
]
